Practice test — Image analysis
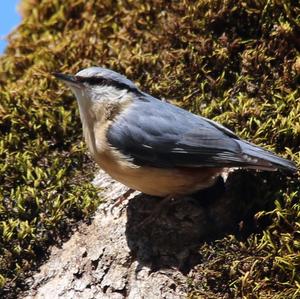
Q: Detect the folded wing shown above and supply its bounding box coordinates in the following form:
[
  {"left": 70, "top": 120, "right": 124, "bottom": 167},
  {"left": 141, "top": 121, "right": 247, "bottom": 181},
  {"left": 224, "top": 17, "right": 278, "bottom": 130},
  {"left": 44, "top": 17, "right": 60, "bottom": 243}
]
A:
[{"left": 107, "top": 94, "right": 297, "bottom": 172}]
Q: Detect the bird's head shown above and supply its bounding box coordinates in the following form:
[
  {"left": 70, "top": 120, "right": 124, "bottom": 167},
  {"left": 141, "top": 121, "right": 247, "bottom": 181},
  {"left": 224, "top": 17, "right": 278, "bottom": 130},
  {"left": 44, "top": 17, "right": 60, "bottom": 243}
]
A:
[{"left": 53, "top": 67, "right": 140, "bottom": 104}]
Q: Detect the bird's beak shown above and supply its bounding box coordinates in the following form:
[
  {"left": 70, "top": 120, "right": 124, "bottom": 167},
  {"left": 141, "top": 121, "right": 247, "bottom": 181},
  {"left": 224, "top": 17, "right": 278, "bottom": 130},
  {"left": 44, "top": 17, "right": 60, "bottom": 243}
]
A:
[{"left": 52, "top": 72, "right": 80, "bottom": 85}]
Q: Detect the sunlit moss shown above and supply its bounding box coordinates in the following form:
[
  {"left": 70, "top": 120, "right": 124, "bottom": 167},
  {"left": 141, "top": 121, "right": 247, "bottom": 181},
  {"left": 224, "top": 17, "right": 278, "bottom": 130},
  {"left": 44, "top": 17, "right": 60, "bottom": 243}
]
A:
[{"left": 0, "top": 0, "right": 299, "bottom": 297}]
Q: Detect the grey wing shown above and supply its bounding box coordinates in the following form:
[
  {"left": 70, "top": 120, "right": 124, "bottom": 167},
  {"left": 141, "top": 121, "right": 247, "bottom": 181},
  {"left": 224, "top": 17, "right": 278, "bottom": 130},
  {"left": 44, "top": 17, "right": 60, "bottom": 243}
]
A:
[{"left": 107, "top": 95, "right": 297, "bottom": 172}]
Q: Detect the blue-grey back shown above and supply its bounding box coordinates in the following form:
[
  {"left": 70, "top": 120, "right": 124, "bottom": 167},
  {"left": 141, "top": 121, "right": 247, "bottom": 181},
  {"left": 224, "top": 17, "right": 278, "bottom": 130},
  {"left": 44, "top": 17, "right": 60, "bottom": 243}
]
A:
[
  {"left": 107, "top": 93, "right": 242, "bottom": 167},
  {"left": 107, "top": 91, "right": 296, "bottom": 172}
]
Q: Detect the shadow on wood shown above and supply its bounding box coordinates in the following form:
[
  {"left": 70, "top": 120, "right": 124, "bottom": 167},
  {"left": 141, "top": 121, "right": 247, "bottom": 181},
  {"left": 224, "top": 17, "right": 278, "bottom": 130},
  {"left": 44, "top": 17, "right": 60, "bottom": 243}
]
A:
[
  {"left": 125, "top": 170, "right": 288, "bottom": 274},
  {"left": 22, "top": 169, "right": 290, "bottom": 299}
]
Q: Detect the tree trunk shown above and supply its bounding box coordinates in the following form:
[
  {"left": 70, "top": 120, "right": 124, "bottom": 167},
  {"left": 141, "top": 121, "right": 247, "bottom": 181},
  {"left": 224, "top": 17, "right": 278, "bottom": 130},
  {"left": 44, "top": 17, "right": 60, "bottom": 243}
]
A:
[{"left": 23, "top": 169, "right": 269, "bottom": 299}]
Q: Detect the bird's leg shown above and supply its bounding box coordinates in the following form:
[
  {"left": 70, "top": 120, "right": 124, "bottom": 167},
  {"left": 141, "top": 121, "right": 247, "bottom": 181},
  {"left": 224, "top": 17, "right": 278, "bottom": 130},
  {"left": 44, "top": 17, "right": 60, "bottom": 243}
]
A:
[{"left": 112, "top": 188, "right": 135, "bottom": 208}]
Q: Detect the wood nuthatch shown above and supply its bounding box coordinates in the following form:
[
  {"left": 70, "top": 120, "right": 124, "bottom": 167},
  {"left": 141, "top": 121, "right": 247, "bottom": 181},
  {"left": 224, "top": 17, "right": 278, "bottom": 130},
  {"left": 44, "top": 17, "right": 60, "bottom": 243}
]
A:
[{"left": 53, "top": 67, "right": 297, "bottom": 197}]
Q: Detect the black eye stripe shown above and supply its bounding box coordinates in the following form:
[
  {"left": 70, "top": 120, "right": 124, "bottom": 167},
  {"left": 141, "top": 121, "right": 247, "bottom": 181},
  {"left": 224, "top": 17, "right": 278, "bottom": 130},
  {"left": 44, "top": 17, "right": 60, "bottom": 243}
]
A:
[
  {"left": 76, "top": 76, "right": 104, "bottom": 85},
  {"left": 75, "top": 76, "right": 138, "bottom": 92}
]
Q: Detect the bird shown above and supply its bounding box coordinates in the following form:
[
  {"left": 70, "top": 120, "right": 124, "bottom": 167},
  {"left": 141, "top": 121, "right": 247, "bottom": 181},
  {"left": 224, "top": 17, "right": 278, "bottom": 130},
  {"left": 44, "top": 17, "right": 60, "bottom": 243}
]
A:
[{"left": 53, "top": 67, "right": 297, "bottom": 198}]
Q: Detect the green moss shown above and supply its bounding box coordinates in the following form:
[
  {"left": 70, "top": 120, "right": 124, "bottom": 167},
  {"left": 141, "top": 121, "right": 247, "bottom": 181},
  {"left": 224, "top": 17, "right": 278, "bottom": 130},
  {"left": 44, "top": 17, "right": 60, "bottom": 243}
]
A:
[{"left": 0, "top": 0, "right": 299, "bottom": 297}]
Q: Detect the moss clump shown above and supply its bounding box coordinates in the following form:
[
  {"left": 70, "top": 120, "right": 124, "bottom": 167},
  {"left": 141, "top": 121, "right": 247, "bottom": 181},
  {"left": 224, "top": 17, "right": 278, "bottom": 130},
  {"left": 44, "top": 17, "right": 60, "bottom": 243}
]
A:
[{"left": 0, "top": 0, "right": 299, "bottom": 297}]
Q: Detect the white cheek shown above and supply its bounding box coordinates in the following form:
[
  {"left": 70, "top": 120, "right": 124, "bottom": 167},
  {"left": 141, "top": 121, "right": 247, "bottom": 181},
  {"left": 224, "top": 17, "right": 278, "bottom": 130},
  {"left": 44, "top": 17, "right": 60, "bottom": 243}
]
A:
[
  {"left": 90, "top": 86, "right": 127, "bottom": 103},
  {"left": 70, "top": 87, "right": 85, "bottom": 106}
]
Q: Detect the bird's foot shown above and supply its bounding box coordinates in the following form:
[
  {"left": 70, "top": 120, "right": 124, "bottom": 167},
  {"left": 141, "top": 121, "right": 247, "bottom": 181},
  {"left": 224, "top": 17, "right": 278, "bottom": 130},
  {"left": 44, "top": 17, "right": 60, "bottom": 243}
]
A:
[{"left": 109, "top": 188, "right": 135, "bottom": 214}]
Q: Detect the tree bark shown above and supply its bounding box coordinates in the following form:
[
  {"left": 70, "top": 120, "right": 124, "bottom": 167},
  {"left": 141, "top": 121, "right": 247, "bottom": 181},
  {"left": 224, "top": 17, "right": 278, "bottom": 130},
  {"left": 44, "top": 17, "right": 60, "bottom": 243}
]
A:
[{"left": 22, "top": 169, "right": 272, "bottom": 299}]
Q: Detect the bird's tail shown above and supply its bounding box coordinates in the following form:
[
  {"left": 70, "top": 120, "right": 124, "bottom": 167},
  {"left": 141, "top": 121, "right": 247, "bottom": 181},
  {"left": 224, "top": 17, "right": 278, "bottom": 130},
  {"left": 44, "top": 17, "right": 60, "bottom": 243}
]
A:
[{"left": 236, "top": 140, "right": 297, "bottom": 173}]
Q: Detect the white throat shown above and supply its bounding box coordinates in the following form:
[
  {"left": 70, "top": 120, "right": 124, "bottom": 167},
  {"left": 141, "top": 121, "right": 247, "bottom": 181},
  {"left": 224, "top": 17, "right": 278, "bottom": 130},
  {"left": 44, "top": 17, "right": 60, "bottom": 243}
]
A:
[{"left": 70, "top": 85, "right": 133, "bottom": 157}]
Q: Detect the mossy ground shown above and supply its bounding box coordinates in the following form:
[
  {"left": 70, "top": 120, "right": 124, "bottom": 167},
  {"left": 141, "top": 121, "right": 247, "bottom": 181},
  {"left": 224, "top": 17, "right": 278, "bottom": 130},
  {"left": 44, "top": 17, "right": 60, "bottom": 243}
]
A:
[{"left": 0, "top": 0, "right": 299, "bottom": 297}]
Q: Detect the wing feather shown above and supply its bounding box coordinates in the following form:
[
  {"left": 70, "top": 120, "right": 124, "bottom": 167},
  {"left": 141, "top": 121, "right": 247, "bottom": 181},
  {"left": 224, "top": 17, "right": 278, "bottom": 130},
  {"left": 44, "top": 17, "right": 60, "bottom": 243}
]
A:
[{"left": 107, "top": 93, "right": 296, "bottom": 172}]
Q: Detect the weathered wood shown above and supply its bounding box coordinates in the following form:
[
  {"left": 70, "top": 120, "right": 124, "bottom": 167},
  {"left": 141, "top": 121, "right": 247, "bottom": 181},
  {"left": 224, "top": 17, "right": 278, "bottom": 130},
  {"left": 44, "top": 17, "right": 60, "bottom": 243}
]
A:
[{"left": 23, "top": 169, "right": 271, "bottom": 299}]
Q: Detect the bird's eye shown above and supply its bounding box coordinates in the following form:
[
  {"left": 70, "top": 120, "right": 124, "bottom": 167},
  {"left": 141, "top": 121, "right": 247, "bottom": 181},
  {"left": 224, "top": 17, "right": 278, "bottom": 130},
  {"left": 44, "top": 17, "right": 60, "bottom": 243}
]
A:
[
  {"left": 76, "top": 76, "right": 105, "bottom": 85},
  {"left": 89, "top": 77, "right": 106, "bottom": 85}
]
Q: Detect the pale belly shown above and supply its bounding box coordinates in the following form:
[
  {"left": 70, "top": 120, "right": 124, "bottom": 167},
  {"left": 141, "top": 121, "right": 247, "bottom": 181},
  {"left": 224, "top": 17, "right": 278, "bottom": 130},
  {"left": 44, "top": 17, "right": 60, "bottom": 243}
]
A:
[{"left": 94, "top": 151, "right": 222, "bottom": 197}]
